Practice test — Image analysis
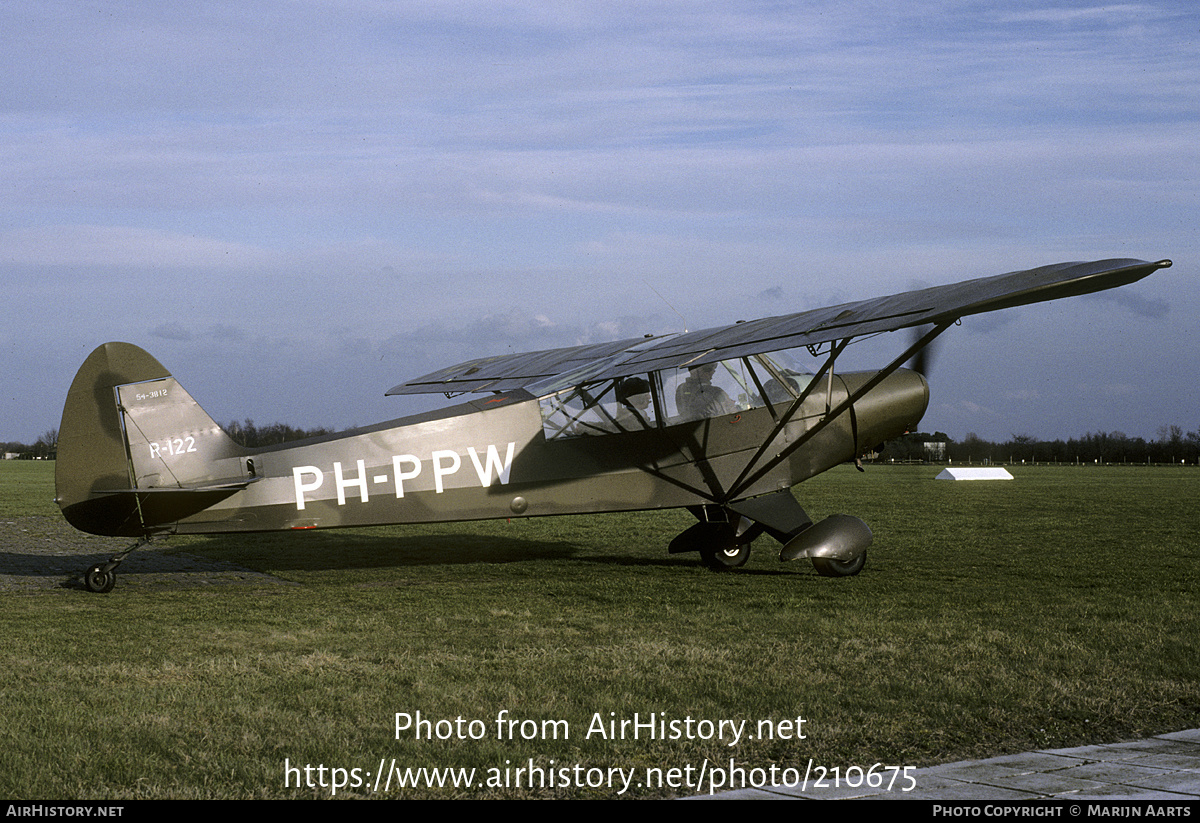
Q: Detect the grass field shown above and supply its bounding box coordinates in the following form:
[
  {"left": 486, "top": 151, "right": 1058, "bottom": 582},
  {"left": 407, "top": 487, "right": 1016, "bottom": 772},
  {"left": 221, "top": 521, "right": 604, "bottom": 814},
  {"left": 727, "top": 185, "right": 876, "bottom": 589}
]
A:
[{"left": 1, "top": 460, "right": 1197, "bottom": 798}]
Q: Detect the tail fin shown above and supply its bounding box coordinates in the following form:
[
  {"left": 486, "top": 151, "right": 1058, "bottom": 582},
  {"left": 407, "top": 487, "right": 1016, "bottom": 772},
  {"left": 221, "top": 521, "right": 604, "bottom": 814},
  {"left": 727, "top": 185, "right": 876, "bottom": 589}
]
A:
[{"left": 56, "top": 342, "right": 250, "bottom": 536}]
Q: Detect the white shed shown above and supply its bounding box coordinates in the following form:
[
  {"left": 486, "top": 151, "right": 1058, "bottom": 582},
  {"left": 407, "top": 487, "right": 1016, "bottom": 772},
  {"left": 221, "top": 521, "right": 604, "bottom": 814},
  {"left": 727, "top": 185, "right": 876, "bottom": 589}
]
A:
[{"left": 935, "top": 467, "right": 1014, "bottom": 481}]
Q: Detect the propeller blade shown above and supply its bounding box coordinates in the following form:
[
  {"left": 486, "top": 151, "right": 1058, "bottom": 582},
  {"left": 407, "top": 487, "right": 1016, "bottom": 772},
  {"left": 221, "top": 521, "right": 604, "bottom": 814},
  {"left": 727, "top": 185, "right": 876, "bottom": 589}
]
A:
[{"left": 907, "top": 325, "right": 938, "bottom": 376}]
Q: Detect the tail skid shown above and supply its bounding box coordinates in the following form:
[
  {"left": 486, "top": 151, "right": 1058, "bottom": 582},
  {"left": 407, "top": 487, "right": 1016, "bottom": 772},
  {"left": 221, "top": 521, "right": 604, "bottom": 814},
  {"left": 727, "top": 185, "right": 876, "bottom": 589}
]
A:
[{"left": 56, "top": 342, "right": 250, "bottom": 538}]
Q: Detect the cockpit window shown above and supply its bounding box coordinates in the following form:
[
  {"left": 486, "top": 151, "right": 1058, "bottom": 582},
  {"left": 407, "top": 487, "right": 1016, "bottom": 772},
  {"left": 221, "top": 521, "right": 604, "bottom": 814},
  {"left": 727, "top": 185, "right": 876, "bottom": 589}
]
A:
[
  {"left": 662, "top": 359, "right": 750, "bottom": 422},
  {"left": 659, "top": 354, "right": 815, "bottom": 423},
  {"left": 536, "top": 350, "right": 817, "bottom": 438},
  {"left": 754, "top": 350, "right": 814, "bottom": 404},
  {"left": 538, "top": 376, "right": 658, "bottom": 440}
]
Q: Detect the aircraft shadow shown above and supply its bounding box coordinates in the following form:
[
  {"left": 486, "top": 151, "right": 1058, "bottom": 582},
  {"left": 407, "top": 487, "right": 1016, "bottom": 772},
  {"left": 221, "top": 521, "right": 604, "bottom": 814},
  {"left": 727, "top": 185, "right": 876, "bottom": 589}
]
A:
[
  {"left": 0, "top": 539, "right": 805, "bottom": 581},
  {"left": 0, "top": 515, "right": 798, "bottom": 582},
  {"left": 577, "top": 553, "right": 804, "bottom": 575},
  {"left": 189, "top": 531, "right": 804, "bottom": 576},
  {"left": 185, "top": 529, "right": 582, "bottom": 573}
]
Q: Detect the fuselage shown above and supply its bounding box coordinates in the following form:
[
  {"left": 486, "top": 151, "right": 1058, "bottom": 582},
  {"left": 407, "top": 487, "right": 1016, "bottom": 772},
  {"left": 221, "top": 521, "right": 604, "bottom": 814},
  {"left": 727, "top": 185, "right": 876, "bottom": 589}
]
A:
[{"left": 156, "top": 368, "right": 929, "bottom": 535}]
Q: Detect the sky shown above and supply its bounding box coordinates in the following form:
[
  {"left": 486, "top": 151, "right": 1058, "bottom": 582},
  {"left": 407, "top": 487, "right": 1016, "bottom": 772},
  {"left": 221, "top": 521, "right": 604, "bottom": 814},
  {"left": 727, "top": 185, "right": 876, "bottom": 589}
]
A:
[{"left": 3, "top": 1, "right": 1197, "bottom": 445}]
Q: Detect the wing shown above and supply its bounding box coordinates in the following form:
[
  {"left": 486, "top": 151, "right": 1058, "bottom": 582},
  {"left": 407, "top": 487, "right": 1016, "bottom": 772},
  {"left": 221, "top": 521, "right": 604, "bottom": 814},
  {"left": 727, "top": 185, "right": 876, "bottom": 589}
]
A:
[{"left": 386, "top": 258, "right": 1171, "bottom": 396}]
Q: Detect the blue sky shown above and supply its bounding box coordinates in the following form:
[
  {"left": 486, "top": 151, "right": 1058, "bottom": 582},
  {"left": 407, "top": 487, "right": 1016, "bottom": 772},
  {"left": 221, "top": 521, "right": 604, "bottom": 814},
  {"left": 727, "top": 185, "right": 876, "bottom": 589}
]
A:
[{"left": 3, "top": 1, "right": 1197, "bottom": 444}]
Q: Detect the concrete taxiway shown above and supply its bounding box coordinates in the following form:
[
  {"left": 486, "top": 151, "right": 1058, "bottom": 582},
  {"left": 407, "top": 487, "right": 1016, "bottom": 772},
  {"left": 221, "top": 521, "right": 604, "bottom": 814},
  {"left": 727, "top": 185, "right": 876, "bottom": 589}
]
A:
[{"left": 693, "top": 729, "right": 1200, "bottom": 800}]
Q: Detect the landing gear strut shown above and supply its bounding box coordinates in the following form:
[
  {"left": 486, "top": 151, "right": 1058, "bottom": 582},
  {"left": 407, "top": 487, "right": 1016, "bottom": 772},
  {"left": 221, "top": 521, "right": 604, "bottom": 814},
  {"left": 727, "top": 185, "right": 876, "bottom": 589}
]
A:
[
  {"left": 670, "top": 493, "right": 873, "bottom": 576},
  {"left": 81, "top": 536, "right": 151, "bottom": 593}
]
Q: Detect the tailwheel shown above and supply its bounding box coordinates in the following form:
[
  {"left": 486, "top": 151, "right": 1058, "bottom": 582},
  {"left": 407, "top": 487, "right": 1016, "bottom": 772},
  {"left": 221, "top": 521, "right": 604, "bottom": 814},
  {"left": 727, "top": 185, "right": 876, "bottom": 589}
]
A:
[
  {"left": 80, "top": 535, "right": 151, "bottom": 593},
  {"left": 83, "top": 564, "right": 117, "bottom": 593},
  {"left": 700, "top": 541, "right": 752, "bottom": 570},
  {"left": 811, "top": 552, "right": 867, "bottom": 577}
]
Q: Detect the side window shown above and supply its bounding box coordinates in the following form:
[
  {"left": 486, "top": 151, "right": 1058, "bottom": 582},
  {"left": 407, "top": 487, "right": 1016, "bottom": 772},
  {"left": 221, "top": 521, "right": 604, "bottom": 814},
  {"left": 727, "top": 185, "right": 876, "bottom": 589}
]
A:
[
  {"left": 753, "top": 351, "right": 816, "bottom": 406},
  {"left": 657, "top": 355, "right": 820, "bottom": 424},
  {"left": 538, "top": 376, "right": 658, "bottom": 439},
  {"left": 663, "top": 359, "right": 761, "bottom": 423}
]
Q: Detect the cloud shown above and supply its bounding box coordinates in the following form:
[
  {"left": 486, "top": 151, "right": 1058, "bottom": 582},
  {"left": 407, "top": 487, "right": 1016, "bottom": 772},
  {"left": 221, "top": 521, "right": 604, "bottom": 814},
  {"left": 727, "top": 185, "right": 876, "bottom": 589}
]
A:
[
  {"left": 994, "top": 5, "right": 1165, "bottom": 26},
  {"left": 1083, "top": 289, "right": 1169, "bottom": 319},
  {"left": 0, "top": 225, "right": 276, "bottom": 270},
  {"left": 960, "top": 310, "right": 1019, "bottom": 335},
  {"left": 208, "top": 324, "right": 247, "bottom": 342},
  {"left": 151, "top": 323, "right": 193, "bottom": 342},
  {"left": 149, "top": 323, "right": 251, "bottom": 344},
  {"left": 379, "top": 307, "right": 664, "bottom": 374}
]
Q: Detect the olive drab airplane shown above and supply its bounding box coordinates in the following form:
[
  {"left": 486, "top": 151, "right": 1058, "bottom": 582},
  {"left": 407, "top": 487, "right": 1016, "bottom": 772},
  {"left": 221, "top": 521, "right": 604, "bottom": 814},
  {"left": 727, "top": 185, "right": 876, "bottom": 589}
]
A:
[{"left": 57, "top": 257, "right": 1171, "bottom": 592}]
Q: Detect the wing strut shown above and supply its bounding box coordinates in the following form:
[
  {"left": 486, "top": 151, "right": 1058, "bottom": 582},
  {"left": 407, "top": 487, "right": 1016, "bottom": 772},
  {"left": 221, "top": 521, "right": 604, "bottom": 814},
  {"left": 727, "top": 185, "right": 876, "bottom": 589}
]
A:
[
  {"left": 645, "top": 342, "right": 856, "bottom": 506},
  {"left": 727, "top": 321, "right": 953, "bottom": 500},
  {"left": 722, "top": 338, "right": 850, "bottom": 500}
]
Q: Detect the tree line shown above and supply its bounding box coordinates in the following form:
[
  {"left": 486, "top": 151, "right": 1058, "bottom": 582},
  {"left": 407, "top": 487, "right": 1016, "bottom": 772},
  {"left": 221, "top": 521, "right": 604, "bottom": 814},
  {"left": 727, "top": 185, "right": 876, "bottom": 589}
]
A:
[
  {"left": 2, "top": 430, "right": 59, "bottom": 460},
  {"left": 878, "top": 425, "right": 1200, "bottom": 466},
  {"left": 7, "top": 421, "right": 1199, "bottom": 465},
  {"left": 223, "top": 419, "right": 336, "bottom": 448},
  {"left": 1, "top": 420, "right": 334, "bottom": 459}
]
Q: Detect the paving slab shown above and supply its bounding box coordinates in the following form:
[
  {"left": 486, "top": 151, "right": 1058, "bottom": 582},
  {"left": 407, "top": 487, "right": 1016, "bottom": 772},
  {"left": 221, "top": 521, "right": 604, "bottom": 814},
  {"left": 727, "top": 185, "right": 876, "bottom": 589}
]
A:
[{"left": 689, "top": 730, "right": 1200, "bottom": 800}]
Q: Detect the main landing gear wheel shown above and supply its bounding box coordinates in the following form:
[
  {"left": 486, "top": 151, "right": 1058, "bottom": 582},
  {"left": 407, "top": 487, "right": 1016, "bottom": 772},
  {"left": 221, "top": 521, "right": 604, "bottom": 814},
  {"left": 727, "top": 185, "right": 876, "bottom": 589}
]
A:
[
  {"left": 700, "top": 540, "right": 752, "bottom": 570},
  {"left": 811, "top": 552, "right": 867, "bottom": 578},
  {"left": 83, "top": 564, "right": 117, "bottom": 593},
  {"left": 670, "top": 510, "right": 758, "bottom": 571}
]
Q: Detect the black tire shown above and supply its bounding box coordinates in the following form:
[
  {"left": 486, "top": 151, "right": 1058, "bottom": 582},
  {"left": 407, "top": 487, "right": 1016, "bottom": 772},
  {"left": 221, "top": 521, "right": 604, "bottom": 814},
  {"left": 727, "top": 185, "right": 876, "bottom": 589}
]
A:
[
  {"left": 811, "top": 551, "right": 866, "bottom": 578},
  {"left": 84, "top": 564, "right": 116, "bottom": 593},
  {"left": 700, "top": 541, "right": 752, "bottom": 570}
]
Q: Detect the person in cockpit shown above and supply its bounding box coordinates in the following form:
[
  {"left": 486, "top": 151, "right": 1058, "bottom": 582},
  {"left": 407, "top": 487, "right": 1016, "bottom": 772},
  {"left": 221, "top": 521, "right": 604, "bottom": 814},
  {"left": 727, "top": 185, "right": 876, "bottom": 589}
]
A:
[{"left": 675, "top": 362, "right": 736, "bottom": 420}]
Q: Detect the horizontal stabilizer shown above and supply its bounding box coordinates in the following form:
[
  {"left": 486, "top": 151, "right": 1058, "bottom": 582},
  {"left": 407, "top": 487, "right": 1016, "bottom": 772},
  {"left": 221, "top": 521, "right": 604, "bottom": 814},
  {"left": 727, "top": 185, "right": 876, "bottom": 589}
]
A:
[{"left": 71, "top": 480, "right": 257, "bottom": 536}]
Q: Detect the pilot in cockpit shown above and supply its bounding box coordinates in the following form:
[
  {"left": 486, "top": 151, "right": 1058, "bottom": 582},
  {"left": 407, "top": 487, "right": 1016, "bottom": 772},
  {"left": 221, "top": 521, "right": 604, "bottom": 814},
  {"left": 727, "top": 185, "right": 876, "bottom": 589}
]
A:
[{"left": 675, "top": 362, "right": 736, "bottom": 420}]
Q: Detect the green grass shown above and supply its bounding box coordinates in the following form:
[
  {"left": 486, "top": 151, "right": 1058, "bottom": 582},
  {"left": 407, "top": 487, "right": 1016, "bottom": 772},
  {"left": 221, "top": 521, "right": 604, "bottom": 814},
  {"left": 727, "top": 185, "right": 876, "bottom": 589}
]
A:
[
  {"left": 0, "top": 459, "right": 59, "bottom": 517},
  {"left": 1, "top": 460, "right": 1198, "bottom": 798}
]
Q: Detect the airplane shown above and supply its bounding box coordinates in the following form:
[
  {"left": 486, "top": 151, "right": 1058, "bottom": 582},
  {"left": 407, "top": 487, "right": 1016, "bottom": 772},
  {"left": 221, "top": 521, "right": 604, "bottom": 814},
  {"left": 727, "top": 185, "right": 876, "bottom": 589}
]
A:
[{"left": 56, "top": 257, "right": 1171, "bottom": 592}]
